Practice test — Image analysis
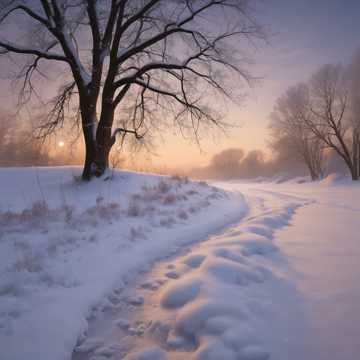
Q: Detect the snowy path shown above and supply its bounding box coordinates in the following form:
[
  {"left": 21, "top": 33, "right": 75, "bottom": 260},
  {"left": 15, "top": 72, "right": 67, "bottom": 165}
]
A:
[{"left": 72, "top": 188, "right": 309, "bottom": 360}]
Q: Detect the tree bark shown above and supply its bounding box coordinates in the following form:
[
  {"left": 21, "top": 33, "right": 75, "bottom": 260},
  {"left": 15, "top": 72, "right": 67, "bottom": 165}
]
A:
[
  {"left": 82, "top": 126, "right": 96, "bottom": 180},
  {"left": 80, "top": 99, "right": 116, "bottom": 180},
  {"left": 94, "top": 127, "right": 114, "bottom": 177},
  {"left": 94, "top": 100, "right": 116, "bottom": 177},
  {"left": 81, "top": 127, "right": 115, "bottom": 180}
]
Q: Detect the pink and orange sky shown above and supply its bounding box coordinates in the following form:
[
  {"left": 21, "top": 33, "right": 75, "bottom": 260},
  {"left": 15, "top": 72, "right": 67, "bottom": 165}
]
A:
[
  {"left": 151, "top": 0, "right": 360, "bottom": 169},
  {"left": 1, "top": 0, "right": 360, "bottom": 170}
]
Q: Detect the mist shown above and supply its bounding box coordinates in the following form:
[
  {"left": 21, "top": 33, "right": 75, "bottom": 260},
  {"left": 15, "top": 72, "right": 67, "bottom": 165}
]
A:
[
  {"left": 188, "top": 145, "right": 351, "bottom": 181},
  {"left": 188, "top": 146, "right": 307, "bottom": 180}
]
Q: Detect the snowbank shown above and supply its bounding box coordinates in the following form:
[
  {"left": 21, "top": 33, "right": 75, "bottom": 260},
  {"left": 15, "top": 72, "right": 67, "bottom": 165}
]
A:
[{"left": 0, "top": 167, "right": 246, "bottom": 360}]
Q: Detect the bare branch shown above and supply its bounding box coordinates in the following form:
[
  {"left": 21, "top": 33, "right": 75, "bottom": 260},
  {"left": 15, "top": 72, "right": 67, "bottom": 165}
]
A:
[{"left": 0, "top": 40, "right": 68, "bottom": 62}]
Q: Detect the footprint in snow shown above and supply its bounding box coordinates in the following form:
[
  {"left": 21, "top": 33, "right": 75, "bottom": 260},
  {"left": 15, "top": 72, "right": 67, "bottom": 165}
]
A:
[
  {"left": 244, "top": 225, "right": 273, "bottom": 238},
  {"left": 126, "top": 295, "right": 144, "bottom": 306},
  {"left": 182, "top": 254, "right": 206, "bottom": 268},
  {"left": 213, "top": 247, "right": 248, "bottom": 264},
  {"left": 140, "top": 280, "right": 162, "bottom": 291},
  {"left": 114, "top": 318, "right": 130, "bottom": 330},
  {"left": 165, "top": 270, "right": 180, "bottom": 279},
  {"left": 240, "top": 240, "right": 278, "bottom": 257}
]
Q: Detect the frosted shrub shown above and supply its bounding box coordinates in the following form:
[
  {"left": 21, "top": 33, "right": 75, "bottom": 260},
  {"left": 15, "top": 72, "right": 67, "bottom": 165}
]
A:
[
  {"left": 97, "top": 202, "right": 120, "bottom": 220},
  {"left": 157, "top": 180, "right": 172, "bottom": 193},
  {"left": 21, "top": 201, "right": 49, "bottom": 221},
  {"left": 163, "top": 194, "right": 177, "bottom": 205},
  {"left": 63, "top": 205, "right": 74, "bottom": 224},
  {"left": 14, "top": 251, "right": 43, "bottom": 273},
  {"left": 131, "top": 180, "right": 176, "bottom": 204},
  {"left": 131, "top": 188, "right": 156, "bottom": 202},
  {"left": 138, "top": 185, "right": 164, "bottom": 202},
  {"left": 198, "top": 180, "right": 209, "bottom": 187},
  {"left": 126, "top": 202, "right": 143, "bottom": 217},
  {"left": 177, "top": 209, "right": 189, "bottom": 220},
  {"left": 86, "top": 201, "right": 120, "bottom": 220},
  {"left": 0, "top": 201, "right": 50, "bottom": 226},
  {"left": 170, "top": 174, "right": 190, "bottom": 185}
]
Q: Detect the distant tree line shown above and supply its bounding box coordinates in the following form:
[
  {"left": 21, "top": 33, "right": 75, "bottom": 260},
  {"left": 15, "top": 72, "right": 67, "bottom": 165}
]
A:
[
  {"left": 270, "top": 50, "right": 360, "bottom": 181},
  {"left": 0, "top": 112, "right": 83, "bottom": 167},
  {"left": 189, "top": 147, "right": 309, "bottom": 180},
  {"left": 0, "top": 114, "right": 51, "bottom": 167}
]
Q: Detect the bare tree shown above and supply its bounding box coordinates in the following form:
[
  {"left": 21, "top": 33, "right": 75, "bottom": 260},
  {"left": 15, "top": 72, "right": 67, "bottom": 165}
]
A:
[
  {"left": 347, "top": 50, "right": 360, "bottom": 179},
  {"left": 0, "top": 0, "right": 264, "bottom": 180},
  {"left": 269, "top": 84, "right": 324, "bottom": 181},
  {"left": 306, "top": 64, "right": 358, "bottom": 180}
]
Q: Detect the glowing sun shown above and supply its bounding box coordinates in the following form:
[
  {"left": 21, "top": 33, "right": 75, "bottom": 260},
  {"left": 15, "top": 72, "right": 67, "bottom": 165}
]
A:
[{"left": 58, "top": 141, "right": 65, "bottom": 148}]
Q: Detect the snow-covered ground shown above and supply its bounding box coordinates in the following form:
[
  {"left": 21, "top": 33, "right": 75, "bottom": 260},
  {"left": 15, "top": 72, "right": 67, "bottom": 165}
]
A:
[
  {"left": 1, "top": 168, "right": 359, "bottom": 360},
  {"left": 0, "top": 167, "right": 244, "bottom": 360},
  {"left": 215, "top": 178, "right": 360, "bottom": 360},
  {"left": 74, "top": 187, "right": 307, "bottom": 360}
]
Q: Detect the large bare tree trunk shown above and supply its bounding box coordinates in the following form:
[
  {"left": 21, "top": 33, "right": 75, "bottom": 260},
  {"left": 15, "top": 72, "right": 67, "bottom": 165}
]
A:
[
  {"left": 80, "top": 94, "right": 95, "bottom": 180},
  {"left": 94, "top": 126, "right": 114, "bottom": 177},
  {"left": 81, "top": 126, "right": 114, "bottom": 180},
  {"left": 82, "top": 123, "right": 97, "bottom": 180},
  {"left": 81, "top": 99, "right": 116, "bottom": 180},
  {"left": 94, "top": 100, "right": 116, "bottom": 177}
]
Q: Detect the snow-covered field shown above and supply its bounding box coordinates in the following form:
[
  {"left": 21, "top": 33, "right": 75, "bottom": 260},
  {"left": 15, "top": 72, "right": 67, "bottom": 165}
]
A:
[
  {"left": 0, "top": 168, "right": 244, "bottom": 360},
  {"left": 1, "top": 168, "right": 359, "bottom": 360},
  {"left": 213, "top": 178, "right": 360, "bottom": 360}
]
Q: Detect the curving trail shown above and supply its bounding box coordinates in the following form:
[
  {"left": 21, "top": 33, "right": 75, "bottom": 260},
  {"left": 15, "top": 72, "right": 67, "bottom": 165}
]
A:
[{"left": 72, "top": 181, "right": 360, "bottom": 360}]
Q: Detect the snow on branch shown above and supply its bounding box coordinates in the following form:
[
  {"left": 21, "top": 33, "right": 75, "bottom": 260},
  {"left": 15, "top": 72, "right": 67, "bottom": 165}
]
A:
[{"left": 0, "top": 40, "right": 68, "bottom": 62}]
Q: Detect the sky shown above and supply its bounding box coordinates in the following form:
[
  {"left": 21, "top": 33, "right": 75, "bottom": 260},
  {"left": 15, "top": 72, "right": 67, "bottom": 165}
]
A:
[
  {"left": 148, "top": 0, "right": 360, "bottom": 169},
  {"left": 1, "top": 0, "right": 360, "bottom": 170}
]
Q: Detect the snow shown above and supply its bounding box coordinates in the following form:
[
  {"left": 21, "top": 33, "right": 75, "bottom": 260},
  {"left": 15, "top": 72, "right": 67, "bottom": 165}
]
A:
[
  {"left": 1, "top": 167, "right": 360, "bottom": 360},
  {"left": 213, "top": 178, "right": 360, "bottom": 360},
  {"left": 62, "top": 31, "right": 92, "bottom": 87},
  {"left": 67, "top": 175, "right": 359, "bottom": 360},
  {"left": 0, "top": 167, "right": 245, "bottom": 360},
  {"left": 69, "top": 183, "right": 306, "bottom": 360}
]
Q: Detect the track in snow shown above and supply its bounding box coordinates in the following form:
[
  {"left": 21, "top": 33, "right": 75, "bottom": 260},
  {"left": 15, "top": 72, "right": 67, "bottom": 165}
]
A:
[{"left": 72, "top": 189, "right": 308, "bottom": 360}]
